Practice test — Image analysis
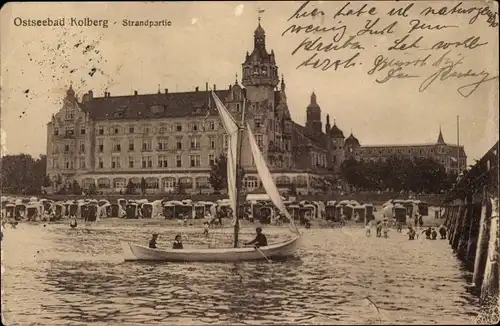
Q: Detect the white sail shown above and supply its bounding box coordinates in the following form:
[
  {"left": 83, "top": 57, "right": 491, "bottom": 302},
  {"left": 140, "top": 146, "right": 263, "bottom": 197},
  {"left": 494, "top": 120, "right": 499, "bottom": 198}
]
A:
[
  {"left": 247, "top": 123, "right": 301, "bottom": 235},
  {"left": 211, "top": 92, "right": 239, "bottom": 218}
]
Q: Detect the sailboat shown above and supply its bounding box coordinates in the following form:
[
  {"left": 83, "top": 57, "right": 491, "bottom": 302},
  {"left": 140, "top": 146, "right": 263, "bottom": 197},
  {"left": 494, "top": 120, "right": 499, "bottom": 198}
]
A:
[{"left": 121, "top": 92, "right": 302, "bottom": 262}]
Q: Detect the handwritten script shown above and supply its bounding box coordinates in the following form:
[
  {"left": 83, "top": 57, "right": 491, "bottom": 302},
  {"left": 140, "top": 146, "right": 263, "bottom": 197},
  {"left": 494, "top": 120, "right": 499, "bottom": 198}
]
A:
[{"left": 282, "top": 1, "right": 499, "bottom": 98}]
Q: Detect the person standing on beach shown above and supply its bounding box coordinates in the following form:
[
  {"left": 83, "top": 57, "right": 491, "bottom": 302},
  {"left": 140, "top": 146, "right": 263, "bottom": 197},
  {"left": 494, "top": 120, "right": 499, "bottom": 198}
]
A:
[{"left": 365, "top": 220, "right": 372, "bottom": 236}]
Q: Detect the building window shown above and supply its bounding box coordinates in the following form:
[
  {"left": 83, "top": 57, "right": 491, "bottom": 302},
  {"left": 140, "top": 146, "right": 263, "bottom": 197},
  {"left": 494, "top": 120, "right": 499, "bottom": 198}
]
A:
[
  {"left": 209, "top": 154, "right": 215, "bottom": 166},
  {"left": 209, "top": 121, "right": 215, "bottom": 130},
  {"left": 236, "top": 103, "right": 240, "bottom": 111},
  {"left": 142, "top": 156, "right": 152, "bottom": 168},
  {"left": 65, "top": 109, "right": 74, "bottom": 120},
  {"left": 113, "top": 127, "right": 119, "bottom": 134},
  {"left": 256, "top": 135, "right": 263, "bottom": 148},
  {"left": 192, "top": 123, "right": 199, "bottom": 132},
  {"left": 255, "top": 117, "right": 261, "bottom": 129},
  {"left": 158, "top": 138, "right": 168, "bottom": 151},
  {"left": 176, "top": 155, "right": 182, "bottom": 167},
  {"left": 128, "top": 156, "right": 134, "bottom": 168},
  {"left": 98, "top": 126, "right": 104, "bottom": 135},
  {"left": 158, "top": 155, "right": 168, "bottom": 168},
  {"left": 79, "top": 157, "right": 85, "bottom": 169},
  {"left": 79, "top": 142, "right": 85, "bottom": 153},
  {"left": 98, "top": 139, "right": 104, "bottom": 152},
  {"left": 54, "top": 128, "right": 59, "bottom": 136},
  {"left": 65, "top": 127, "right": 75, "bottom": 136},
  {"left": 176, "top": 137, "right": 183, "bottom": 150},
  {"left": 64, "top": 158, "right": 70, "bottom": 169},
  {"left": 190, "top": 136, "right": 201, "bottom": 149},
  {"left": 143, "top": 125, "right": 151, "bottom": 133},
  {"left": 146, "top": 178, "right": 159, "bottom": 189},
  {"left": 64, "top": 143, "right": 70, "bottom": 152},
  {"left": 111, "top": 156, "right": 121, "bottom": 169},
  {"left": 98, "top": 157, "right": 103, "bottom": 169},
  {"left": 209, "top": 136, "right": 216, "bottom": 149},
  {"left": 175, "top": 123, "right": 182, "bottom": 132},
  {"left": 190, "top": 155, "right": 201, "bottom": 167},
  {"left": 142, "top": 139, "right": 152, "bottom": 151},
  {"left": 113, "top": 140, "right": 121, "bottom": 152},
  {"left": 128, "top": 139, "right": 134, "bottom": 151},
  {"left": 129, "top": 126, "right": 134, "bottom": 134},
  {"left": 159, "top": 125, "right": 167, "bottom": 133},
  {"left": 80, "top": 128, "right": 86, "bottom": 135}
]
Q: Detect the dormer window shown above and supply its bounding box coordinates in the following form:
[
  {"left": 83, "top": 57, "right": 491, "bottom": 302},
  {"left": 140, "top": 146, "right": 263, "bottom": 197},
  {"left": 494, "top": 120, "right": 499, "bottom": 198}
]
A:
[{"left": 150, "top": 105, "right": 165, "bottom": 116}]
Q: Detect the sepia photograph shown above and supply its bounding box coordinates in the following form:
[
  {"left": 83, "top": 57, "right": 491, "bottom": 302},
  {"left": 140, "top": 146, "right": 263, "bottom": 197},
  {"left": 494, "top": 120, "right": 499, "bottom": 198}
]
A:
[{"left": 0, "top": 1, "right": 498, "bottom": 325}]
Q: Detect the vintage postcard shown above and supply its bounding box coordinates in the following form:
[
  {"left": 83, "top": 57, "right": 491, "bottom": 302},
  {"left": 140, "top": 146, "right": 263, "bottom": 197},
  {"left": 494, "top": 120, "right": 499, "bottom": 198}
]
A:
[{"left": 0, "top": 1, "right": 498, "bottom": 325}]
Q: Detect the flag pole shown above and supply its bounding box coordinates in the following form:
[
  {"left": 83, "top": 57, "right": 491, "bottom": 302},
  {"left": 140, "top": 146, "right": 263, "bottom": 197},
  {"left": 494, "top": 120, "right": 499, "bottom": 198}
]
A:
[{"left": 457, "top": 115, "right": 460, "bottom": 175}]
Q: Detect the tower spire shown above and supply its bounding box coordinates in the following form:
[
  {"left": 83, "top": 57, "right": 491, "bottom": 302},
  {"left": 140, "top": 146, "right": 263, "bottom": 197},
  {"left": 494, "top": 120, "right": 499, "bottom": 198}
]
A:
[{"left": 437, "top": 124, "right": 445, "bottom": 144}]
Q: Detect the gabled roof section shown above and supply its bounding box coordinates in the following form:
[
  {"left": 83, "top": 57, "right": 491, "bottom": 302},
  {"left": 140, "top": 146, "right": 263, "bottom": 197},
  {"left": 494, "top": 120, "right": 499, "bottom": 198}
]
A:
[{"left": 79, "top": 90, "right": 231, "bottom": 120}]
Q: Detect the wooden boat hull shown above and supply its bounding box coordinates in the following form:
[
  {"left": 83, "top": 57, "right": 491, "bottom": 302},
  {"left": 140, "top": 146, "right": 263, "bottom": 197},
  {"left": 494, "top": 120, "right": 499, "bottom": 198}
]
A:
[{"left": 122, "top": 236, "right": 301, "bottom": 262}]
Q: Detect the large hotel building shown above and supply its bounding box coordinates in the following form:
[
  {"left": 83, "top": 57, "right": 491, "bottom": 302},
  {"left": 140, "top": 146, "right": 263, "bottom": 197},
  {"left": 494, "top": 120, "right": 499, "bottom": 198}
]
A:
[{"left": 46, "top": 20, "right": 466, "bottom": 194}]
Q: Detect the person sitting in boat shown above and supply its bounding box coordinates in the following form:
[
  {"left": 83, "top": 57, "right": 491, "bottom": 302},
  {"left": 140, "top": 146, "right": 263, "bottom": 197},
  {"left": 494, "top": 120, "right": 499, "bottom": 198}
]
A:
[
  {"left": 149, "top": 234, "right": 159, "bottom": 249},
  {"left": 244, "top": 227, "right": 268, "bottom": 248},
  {"left": 172, "top": 235, "right": 183, "bottom": 249}
]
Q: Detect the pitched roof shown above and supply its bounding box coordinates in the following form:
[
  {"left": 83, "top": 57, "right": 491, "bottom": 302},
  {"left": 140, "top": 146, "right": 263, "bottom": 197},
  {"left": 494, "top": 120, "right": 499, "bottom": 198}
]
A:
[
  {"left": 328, "top": 123, "right": 345, "bottom": 138},
  {"left": 79, "top": 90, "right": 231, "bottom": 121},
  {"left": 345, "top": 133, "right": 360, "bottom": 146},
  {"left": 291, "top": 122, "right": 328, "bottom": 151}
]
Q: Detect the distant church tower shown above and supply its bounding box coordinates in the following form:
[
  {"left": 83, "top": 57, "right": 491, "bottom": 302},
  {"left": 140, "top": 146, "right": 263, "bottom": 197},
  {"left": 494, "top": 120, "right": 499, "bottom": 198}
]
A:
[{"left": 305, "top": 92, "right": 322, "bottom": 134}]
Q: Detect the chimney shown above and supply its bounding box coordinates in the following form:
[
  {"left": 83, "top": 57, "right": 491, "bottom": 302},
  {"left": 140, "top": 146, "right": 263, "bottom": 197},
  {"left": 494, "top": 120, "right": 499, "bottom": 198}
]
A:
[
  {"left": 164, "top": 88, "right": 168, "bottom": 94},
  {"left": 88, "top": 90, "right": 93, "bottom": 99},
  {"left": 326, "top": 114, "right": 331, "bottom": 134},
  {"left": 206, "top": 82, "right": 208, "bottom": 91},
  {"left": 107, "top": 92, "right": 110, "bottom": 97},
  {"left": 134, "top": 90, "right": 138, "bottom": 95},
  {"left": 195, "top": 86, "right": 199, "bottom": 92},
  {"left": 213, "top": 84, "right": 216, "bottom": 91}
]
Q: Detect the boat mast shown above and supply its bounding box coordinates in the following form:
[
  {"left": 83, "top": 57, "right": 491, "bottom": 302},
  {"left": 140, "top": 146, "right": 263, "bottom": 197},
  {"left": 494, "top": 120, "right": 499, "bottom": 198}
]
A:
[{"left": 233, "top": 97, "right": 246, "bottom": 248}]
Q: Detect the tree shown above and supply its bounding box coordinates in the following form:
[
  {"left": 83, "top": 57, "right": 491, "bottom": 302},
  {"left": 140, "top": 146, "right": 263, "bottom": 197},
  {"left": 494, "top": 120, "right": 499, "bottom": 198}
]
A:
[
  {"left": 1, "top": 154, "right": 40, "bottom": 194},
  {"left": 209, "top": 153, "right": 228, "bottom": 193},
  {"left": 87, "top": 183, "right": 97, "bottom": 196},
  {"left": 72, "top": 180, "right": 82, "bottom": 195},
  {"left": 140, "top": 177, "right": 146, "bottom": 195},
  {"left": 125, "top": 180, "right": 136, "bottom": 195}
]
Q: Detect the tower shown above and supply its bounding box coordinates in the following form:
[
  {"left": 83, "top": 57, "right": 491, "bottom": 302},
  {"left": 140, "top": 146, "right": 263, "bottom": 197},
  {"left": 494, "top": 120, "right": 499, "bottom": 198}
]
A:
[
  {"left": 241, "top": 18, "right": 279, "bottom": 94},
  {"left": 305, "top": 92, "right": 322, "bottom": 134}
]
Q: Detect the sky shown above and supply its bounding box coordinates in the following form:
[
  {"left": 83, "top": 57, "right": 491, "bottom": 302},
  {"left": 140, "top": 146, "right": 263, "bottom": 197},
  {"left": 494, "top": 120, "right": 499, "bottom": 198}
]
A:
[{"left": 0, "top": 1, "right": 498, "bottom": 163}]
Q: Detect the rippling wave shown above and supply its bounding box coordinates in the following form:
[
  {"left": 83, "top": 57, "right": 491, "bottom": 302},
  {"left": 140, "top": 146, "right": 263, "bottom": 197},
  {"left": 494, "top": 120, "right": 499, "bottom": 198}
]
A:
[{"left": 2, "top": 223, "right": 479, "bottom": 325}]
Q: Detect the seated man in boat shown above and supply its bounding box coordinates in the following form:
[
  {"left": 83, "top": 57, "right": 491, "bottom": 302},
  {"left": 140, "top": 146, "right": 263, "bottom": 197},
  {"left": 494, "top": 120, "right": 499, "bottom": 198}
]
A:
[
  {"left": 149, "top": 234, "right": 159, "bottom": 249},
  {"left": 172, "top": 234, "right": 183, "bottom": 249},
  {"left": 244, "top": 227, "right": 268, "bottom": 248}
]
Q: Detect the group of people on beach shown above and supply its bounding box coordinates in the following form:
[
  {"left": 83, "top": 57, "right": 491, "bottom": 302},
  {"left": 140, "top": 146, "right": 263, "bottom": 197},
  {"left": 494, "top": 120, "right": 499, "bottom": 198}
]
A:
[{"left": 364, "top": 213, "right": 448, "bottom": 241}]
